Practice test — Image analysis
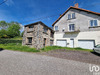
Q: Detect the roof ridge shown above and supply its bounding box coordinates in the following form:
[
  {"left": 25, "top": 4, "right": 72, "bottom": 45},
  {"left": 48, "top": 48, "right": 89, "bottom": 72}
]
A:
[{"left": 52, "top": 6, "right": 100, "bottom": 26}]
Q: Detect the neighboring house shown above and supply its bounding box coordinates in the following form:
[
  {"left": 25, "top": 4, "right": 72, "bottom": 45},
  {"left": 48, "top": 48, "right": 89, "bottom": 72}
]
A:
[
  {"left": 22, "top": 21, "right": 54, "bottom": 49},
  {"left": 52, "top": 3, "right": 100, "bottom": 49}
]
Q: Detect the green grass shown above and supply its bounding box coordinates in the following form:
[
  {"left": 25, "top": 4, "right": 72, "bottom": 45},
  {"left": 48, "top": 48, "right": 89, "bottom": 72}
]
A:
[
  {"left": 0, "top": 43, "right": 92, "bottom": 53},
  {"left": 6, "top": 36, "right": 22, "bottom": 40},
  {"left": 0, "top": 43, "right": 39, "bottom": 52},
  {"left": 41, "top": 46, "right": 93, "bottom": 52}
]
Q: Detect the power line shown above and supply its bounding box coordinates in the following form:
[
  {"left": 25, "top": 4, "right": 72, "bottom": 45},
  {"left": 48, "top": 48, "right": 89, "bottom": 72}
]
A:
[
  {"left": 0, "top": 0, "right": 7, "bottom": 5},
  {"left": 20, "top": 14, "right": 60, "bottom": 24}
]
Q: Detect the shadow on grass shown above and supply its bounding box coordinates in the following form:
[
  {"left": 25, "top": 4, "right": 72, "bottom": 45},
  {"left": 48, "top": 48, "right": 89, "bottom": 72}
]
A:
[
  {"left": 0, "top": 48, "right": 4, "bottom": 51},
  {"left": 91, "top": 52, "right": 100, "bottom": 56}
]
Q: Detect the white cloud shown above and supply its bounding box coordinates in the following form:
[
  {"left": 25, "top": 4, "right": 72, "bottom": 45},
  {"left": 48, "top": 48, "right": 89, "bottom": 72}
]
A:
[
  {"left": 19, "top": 24, "right": 24, "bottom": 32},
  {"left": 5, "top": 0, "right": 14, "bottom": 6}
]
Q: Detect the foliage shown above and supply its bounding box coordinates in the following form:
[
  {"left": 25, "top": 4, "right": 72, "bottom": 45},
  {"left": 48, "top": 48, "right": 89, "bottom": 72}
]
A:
[
  {"left": 0, "top": 43, "right": 39, "bottom": 52},
  {"left": 0, "top": 21, "right": 8, "bottom": 30},
  {"left": 0, "top": 39, "right": 22, "bottom": 44},
  {"left": 7, "top": 24, "right": 21, "bottom": 38},
  {"left": 0, "top": 21, "right": 22, "bottom": 38},
  {"left": 0, "top": 29, "right": 9, "bottom": 38},
  {"left": 41, "top": 46, "right": 92, "bottom": 52}
]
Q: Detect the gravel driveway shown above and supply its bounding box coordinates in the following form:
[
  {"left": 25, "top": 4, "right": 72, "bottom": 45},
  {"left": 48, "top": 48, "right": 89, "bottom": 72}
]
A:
[
  {"left": 0, "top": 50, "right": 97, "bottom": 75},
  {"left": 39, "top": 49, "right": 100, "bottom": 65}
]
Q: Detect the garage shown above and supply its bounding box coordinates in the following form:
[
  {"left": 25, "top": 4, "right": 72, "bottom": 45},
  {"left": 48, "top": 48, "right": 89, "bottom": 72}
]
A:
[
  {"left": 78, "top": 40, "right": 95, "bottom": 49},
  {"left": 56, "top": 40, "right": 67, "bottom": 47}
]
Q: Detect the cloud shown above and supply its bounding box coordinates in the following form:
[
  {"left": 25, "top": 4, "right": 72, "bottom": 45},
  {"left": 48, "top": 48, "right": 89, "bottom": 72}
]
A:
[
  {"left": 19, "top": 24, "right": 24, "bottom": 32},
  {"left": 5, "top": 0, "right": 14, "bottom": 6}
]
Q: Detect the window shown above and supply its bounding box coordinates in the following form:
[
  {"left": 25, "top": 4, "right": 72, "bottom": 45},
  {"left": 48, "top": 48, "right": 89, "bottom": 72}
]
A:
[
  {"left": 69, "top": 24, "right": 75, "bottom": 31},
  {"left": 90, "top": 20, "right": 98, "bottom": 27},
  {"left": 55, "top": 26, "right": 58, "bottom": 31},
  {"left": 72, "top": 13, "right": 75, "bottom": 19},
  {"left": 29, "top": 25, "right": 34, "bottom": 28},
  {"left": 44, "top": 27, "right": 48, "bottom": 33},
  {"left": 28, "top": 37, "right": 32, "bottom": 43},
  {"left": 95, "top": 44, "right": 100, "bottom": 48},
  {"left": 68, "top": 14, "right": 71, "bottom": 20}
]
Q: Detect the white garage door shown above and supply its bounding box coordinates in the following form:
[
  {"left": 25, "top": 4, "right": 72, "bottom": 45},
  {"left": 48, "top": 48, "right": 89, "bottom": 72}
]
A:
[
  {"left": 78, "top": 40, "right": 95, "bottom": 49},
  {"left": 57, "top": 40, "right": 67, "bottom": 47}
]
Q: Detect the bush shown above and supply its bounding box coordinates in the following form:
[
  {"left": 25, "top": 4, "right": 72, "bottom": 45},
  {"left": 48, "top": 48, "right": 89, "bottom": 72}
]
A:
[{"left": 0, "top": 39, "right": 22, "bottom": 44}]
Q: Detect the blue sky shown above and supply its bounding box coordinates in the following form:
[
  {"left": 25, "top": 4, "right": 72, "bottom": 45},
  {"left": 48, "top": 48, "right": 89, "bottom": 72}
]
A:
[{"left": 0, "top": 0, "right": 100, "bottom": 28}]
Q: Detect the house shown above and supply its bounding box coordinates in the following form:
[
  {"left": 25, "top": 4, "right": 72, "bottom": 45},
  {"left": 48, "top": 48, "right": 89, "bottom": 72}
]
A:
[
  {"left": 22, "top": 21, "right": 54, "bottom": 49},
  {"left": 52, "top": 3, "right": 100, "bottom": 49}
]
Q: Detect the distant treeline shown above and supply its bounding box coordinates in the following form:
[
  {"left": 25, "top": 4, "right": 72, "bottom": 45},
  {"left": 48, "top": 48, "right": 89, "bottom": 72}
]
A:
[{"left": 0, "top": 21, "right": 23, "bottom": 38}]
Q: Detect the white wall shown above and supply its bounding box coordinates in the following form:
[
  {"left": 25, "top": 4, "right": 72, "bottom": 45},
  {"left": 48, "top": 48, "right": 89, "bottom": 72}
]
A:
[{"left": 54, "top": 31, "right": 100, "bottom": 47}]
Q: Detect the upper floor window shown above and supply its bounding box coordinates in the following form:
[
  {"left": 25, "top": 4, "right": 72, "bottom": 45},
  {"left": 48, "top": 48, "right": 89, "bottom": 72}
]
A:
[
  {"left": 55, "top": 26, "right": 58, "bottom": 31},
  {"left": 68, "top": 14, "right": 71, "bottom": 20},
  {"left": 72, "top": 13, "right": 75, "bottom": 19},
  {"left": 69, "top": 24, "right": 75, "bottom": 31},
  {"left": 68, "top": 13, "right": 76, "bottom": 20},
  {"left": 44, "top": 27, "right": 48, "bottom": 33},
  {"left": 90, "top": 20, "right": 98, "bottom": 27},
  {"left": 29, "top": 25, "right": 34, "bottom": 28}
]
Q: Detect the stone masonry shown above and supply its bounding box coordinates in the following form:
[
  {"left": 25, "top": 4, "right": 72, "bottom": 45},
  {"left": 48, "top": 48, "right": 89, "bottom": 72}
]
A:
[{"left": 22, "top": 21, "right": 54, "bottom": 49}]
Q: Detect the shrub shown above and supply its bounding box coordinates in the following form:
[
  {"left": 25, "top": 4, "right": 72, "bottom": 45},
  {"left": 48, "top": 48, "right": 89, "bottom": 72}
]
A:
[{"left": 0, "top": 39, "right": 22, "bottom": 44}]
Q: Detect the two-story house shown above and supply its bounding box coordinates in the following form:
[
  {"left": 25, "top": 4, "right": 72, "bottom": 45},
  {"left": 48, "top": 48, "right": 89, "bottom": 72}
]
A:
[
  {"left": 52, "top": 3, "right": 100, "bottom": 49},
  {"left": 22, "top": 21, "right": 54, "bottom": 49}
]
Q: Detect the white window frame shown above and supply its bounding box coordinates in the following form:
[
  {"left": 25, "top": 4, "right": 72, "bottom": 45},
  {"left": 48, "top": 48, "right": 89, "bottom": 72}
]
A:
[
  {"left": 68, "top": 14, "right": 71, "bottom": 20},
  {"left": 68, "top": 24, "right": 75, "bottom": 31},
  {"left": 72, "top": 13, "right": 75, "bottom": 19},
  {"left": 55, "top": 26, "right": 58, "bottom": 31},
  {"left": 90, "top": 19, "right": 99, "bottom": 27}
]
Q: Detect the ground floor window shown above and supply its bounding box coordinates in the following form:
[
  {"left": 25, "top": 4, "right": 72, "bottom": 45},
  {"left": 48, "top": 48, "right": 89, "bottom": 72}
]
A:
[{"left": 27, "top": 37, "right": 32, "bottom": 44}]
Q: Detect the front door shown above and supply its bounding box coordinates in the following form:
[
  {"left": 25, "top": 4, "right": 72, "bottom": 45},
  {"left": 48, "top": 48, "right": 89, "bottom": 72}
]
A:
[{"left": 70, "top": 39, "right": 74, "bottom": 48}]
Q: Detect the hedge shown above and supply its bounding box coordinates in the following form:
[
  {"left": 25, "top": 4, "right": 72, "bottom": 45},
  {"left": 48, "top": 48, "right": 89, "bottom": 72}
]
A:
[{"left": 0, "top": 39, "right": 22, "bottom": 44}]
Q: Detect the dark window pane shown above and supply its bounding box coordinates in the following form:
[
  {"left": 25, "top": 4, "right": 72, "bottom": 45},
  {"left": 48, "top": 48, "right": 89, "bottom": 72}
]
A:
[
  {"left": 68, "top": 14, "right": 71, "bottom": 19},
  {"left": 94, "top": 20, "right": 97, "bottom": 26},
  {"left": 72, "top": 13, "right": 75, "bottom": 19},
  {"left": 28, "top": 37, "right": 32, "bottom": 43},
  {"left": 90, "top": 20, "right": 93, "bottom": 27},
  {"left": 29, "top": 25, "right": 34, "bottom": 28},
  {"left": 55, "top": 26, "right": 58, "bottom": 31},
  {"left": 72, "top": 24, "right": 75, "bottom": 30}
]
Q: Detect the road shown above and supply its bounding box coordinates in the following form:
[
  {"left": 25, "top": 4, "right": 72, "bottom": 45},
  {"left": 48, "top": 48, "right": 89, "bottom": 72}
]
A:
[{"left": 0, "top": 50, "right": 95, "bottom": 75}]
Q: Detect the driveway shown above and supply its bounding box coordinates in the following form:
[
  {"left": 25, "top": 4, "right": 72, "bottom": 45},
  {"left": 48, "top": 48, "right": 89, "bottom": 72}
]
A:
[
  {"left": 0, "top": 50, "right": 96, "bottom": 75},
  {"left": 39, "top": 49, "right": 100, "bottom": 65}
]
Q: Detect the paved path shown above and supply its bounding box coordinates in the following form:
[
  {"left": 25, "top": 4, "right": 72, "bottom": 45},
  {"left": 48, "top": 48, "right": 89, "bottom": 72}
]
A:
[{"left": 0, "top": 50, "right": 96, "bottom": 75}]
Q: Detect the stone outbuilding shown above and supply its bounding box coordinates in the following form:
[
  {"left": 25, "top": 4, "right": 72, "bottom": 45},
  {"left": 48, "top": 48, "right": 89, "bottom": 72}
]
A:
[{"left": 22, "top": 21, "right": 54, "bottom": 49}]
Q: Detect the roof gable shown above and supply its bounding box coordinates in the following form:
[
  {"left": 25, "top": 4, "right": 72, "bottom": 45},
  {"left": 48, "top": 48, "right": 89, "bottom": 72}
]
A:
[{"left": 52, "top": 6, "right": 100, "bottom": 26}]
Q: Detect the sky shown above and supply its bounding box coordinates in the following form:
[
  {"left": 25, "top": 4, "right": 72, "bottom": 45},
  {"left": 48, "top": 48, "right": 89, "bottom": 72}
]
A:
[{"left": 0, "top": 0, "right": 100, "bottom": 29}]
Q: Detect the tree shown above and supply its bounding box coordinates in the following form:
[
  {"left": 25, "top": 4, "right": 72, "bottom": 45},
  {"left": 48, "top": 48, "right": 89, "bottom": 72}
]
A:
[
  {"left": 0, "top": 21, "right": 8, "bottom": 30},
  {"left": 7, "top": 23, "right": 21, "bottom": 38},
  {"left": 0, "top": 29, "right": 8, "bottom": 38}
]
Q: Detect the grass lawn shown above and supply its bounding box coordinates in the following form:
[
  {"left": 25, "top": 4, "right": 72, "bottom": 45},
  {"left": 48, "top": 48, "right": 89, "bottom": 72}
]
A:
[
  {"left": 0, "top": 43, "right": 39, "bottom": 52},
  {"left": 5, "top": 36, "right": 22, "bottom": 40},
  {"left": 41, "top": 46, "right": 93, "bottom": 52},
  {"left": 0, "top": 43, "right": 92, "bottom": 53}
]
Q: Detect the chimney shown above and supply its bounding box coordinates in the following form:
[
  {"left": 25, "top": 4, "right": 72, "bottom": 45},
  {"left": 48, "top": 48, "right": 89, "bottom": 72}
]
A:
[{"left": 74, "top": 3, "right": 78, "bottom": 8}]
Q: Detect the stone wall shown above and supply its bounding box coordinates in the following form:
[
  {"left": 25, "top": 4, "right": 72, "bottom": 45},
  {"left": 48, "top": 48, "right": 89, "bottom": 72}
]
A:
[{"left": 22, "top": 22, "right": 54, "bottom": 49}]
